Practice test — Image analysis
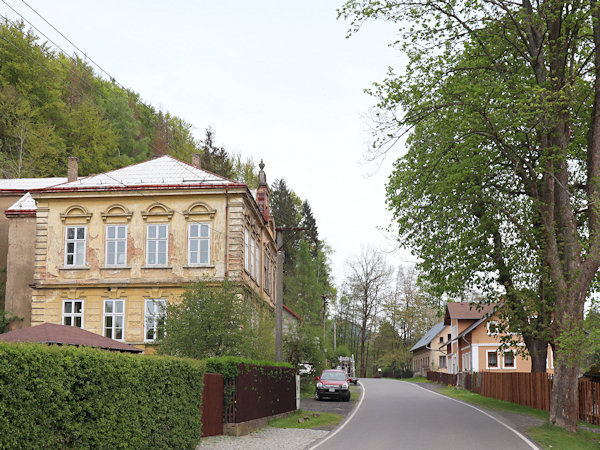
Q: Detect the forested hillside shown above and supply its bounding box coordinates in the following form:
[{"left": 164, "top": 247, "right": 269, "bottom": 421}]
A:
[{"left": 0, "top": 19, "right": 255, "bottom": 184}]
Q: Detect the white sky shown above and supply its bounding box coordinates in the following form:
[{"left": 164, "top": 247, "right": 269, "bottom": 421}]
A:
[{"left": 1, "top": 0, "right": 417, "bottom": 286}]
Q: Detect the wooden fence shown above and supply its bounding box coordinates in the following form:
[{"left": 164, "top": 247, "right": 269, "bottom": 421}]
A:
[
  {"left": 201, "top": 373, "right": 224, "bottom": 437},
  {"left": 224, "top": 363, "right": 296, "bottom": 423},
  {"left": 427, "top": 371, "right": 600, "bottom": 425}
]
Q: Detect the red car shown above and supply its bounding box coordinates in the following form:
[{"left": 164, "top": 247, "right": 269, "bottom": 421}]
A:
[{"left": 315, "top": 369, "right": 351, "bottom": 401}]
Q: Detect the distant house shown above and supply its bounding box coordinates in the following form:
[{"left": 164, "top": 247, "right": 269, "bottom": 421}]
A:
[
  {"left": 2, "top": 156, "right": 297, "bottom": 351},
  {"left": 410, "top": 322, "right": 450, "bottom": 376},
  {"left": 444, "top": 302, "right": 554, "bottom": 374}
]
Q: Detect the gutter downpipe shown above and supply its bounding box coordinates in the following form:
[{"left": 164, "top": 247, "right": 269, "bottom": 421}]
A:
[{"left": 224, "top": 186, "right": 229, "bottom": 279}]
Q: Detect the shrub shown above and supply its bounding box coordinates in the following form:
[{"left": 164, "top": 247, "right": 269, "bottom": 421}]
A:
[{"left": 0, "top": 342, "right": 206, "bottom": 448}]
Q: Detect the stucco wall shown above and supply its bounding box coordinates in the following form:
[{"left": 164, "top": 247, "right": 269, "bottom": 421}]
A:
[
  {"left": 5, "top": 214, "right": 36, "bottom": 328},
  {"left": 0, "top": 194, "right": 23, "bottom": 310}
]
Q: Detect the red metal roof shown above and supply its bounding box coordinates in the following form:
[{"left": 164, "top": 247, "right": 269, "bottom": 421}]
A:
[
  {"left": 0, "top": 323, "right": 142, "bottom": 353},
  {"left": 283, "top": 304, "right": 302, "bottom": 322}
]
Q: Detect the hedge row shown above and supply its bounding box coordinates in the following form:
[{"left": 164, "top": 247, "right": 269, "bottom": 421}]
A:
[
  {"left": 205, "top": 355, "right": 293, "bottom": 380},
  {"left": 0, "top": 342, "right": 206, "bottom": 449}
]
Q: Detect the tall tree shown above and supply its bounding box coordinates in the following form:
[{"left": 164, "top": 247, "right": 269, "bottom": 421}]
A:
[
  {"left": 341, "top": 0, "right": 600, "bottom": 431},
  {"left": 199, "top": 127, "right": 235, "bottom": 179},
  {"left": 343, "top": 247, "right": 392, "bottom": 377}
]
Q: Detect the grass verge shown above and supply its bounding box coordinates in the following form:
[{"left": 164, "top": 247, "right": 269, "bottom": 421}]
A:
[
  {"left": 439, "top": 386, "right": 548, "bottom": 420},
  {"left": 268, "top": 410, "right": 343, "bottom": 429},
  {"left": 527, "top": 423, "right": 600, "bottom": 449},
  {"left": 395, "top": 376, "right": 431, "bottom": 383},
  {"left": 350, "top": 386, "right": 360, "bottom": 401}
]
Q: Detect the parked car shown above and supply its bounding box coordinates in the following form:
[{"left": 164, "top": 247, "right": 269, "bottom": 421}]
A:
[{"left": 315, "top": 369, "right": 351, "bottom": 401}]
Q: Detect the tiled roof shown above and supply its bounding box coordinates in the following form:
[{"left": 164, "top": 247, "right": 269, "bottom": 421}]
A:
[
  {"left": 6, "top": 193, "right": 36, "bottom": 213},
  {"left": 0, "top": 177, "right": 67, "bottom": 193},
  {"left": 36, "top": 156, "right": 243, "bottom": 192},
  {"left": 410, "top": 322, "right": 446, "bottom": 352},
  {"left": 444, "top": 302, "right": 497, "bottom": 325},
  {"left": 0, "top": 323, "right": 142, "bottom": 353}
]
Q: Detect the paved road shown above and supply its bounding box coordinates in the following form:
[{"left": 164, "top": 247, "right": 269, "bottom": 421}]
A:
[
  {"left": 310, "top": 379, "right": 538, "bottom": 450},
  {"left": 300, "top": 385, "right": 360, "bottom": 418}
]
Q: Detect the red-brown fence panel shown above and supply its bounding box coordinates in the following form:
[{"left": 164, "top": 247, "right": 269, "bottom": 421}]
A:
[
  {"left": 201, "top": 373, "right": 223, "bottom": 437},
  {"left": 427, "top": 371, "right": 457, "bottom": 386},
  {"left": 224, "top": 364, "right": 296, "bottom": 424},
  {"left": 579, "top": 380, "right": 600, "bottom": 426}
]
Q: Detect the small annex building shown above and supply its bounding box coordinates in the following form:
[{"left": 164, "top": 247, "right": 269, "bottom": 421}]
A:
[{"left": 410, "top": 321, "right": 450, "bottom": 376}]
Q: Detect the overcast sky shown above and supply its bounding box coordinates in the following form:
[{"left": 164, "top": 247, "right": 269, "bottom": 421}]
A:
[{"left": 1, "top": 0, "right": 417, "bottom": 286}]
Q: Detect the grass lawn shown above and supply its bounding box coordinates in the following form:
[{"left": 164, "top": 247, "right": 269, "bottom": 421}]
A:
[
  {"left": 438, "top": 386, "right": 600, "bottom": 449},
  {"left": 350, "top": 386, "right": 360, "bottom": 401},
  {"left": 395, "top": 376, "right": 431, "bottom": 383},
  {"left": 439, "top": 386, "right": 548, "bottom": 420},
  {"left": 268, "top": 410, "right": 343, "bottom": 429},
  {"left": 527, "top": 424, "right": 600, "bottom": 449}
]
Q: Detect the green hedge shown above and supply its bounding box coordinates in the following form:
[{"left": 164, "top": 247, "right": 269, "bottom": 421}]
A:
[
  {"left": 205, "top": 356, "right": 292, "bottom": 380},
  {"left": 0, "top": 342, "right": 206, "bottom": 449}
]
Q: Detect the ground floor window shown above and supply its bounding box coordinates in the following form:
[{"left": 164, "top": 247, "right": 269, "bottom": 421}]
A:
[
  {"left": 487, "top": 350, "right": 499, "bottom": 369},
  {"left": 63, "top": 300, "right": 83, "bottom": 327},
  {"left": 439, "top": 355, "right": 447, "bottom": 368},
  {"left": 503, "top": 351, "right": 515, "bottom": 368},
  {"left": 104, "top": 299, "right": 124, "bottom": 340},
  {"left": 145, "top": 299, "right": 166, "bottom": 342}
]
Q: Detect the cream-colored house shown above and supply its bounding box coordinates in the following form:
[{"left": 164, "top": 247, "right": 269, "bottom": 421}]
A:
[
  {"left": 3, "top": 155, "right": 293, "bottom": 351},
  {"left": 410, "top": 322, "right": 450, "bottom": 376}
]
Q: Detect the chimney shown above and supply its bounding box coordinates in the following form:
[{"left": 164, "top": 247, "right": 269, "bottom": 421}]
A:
[
  {"left": 68, "top": 156, "right": 79, "bottom": 182},
  {"left": 192, "top": 153, "right": 202, "bottom": 169},
  {"left": 256, "top": 160, "right": 270, "bottom": 221}
]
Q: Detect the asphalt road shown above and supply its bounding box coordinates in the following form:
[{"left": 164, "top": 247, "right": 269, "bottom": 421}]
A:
[{"left": 310, "top": 378, "right": 539, "bottom": 450}]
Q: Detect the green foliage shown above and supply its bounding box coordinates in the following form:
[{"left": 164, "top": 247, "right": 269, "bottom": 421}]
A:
[
  {"left": 0, "top": 310, "right": 22, "bottom": 334},
  {"left": 528, "top": 423, "right": 600, "bottom": 449},
  {"left": 205, "top": 356, "right": 292, "bottom": 381},
  {"left": 284, "top": 324, "right": 326, "bottom": 378},
  {"left": 335, "top": 344, "right": 351, "bottom": 358},
  {"left": 158, "top": 280, "right": 275, "bottom": 360},
  {"left": 0, "top": 342, "right": 206, "bottom": 448}
]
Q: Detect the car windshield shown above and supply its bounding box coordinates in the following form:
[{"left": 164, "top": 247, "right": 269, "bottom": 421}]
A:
[{"left": 321, "top": 371, "right": 346, "bottom": 381}]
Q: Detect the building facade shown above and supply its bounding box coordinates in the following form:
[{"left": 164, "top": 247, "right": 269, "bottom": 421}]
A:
[{"left": 4, "top": 156, "right": 284, "bottom": 351}]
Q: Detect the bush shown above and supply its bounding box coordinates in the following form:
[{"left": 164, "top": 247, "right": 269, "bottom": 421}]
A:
[{"left": 0, "top": 342, "right": 206, "bottom": 448}]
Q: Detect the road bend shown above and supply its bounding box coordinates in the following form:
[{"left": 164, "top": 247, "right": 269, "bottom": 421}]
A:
[{"left": 311, "top": 378, "right": 538, "bottom": 450}]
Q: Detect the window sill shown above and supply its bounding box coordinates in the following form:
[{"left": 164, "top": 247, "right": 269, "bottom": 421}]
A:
[
  {"left": 59, "top": 265, "right": 90, "bottom": 270},
  {"left": 142, "top": 265, "right": 173, "bottom": 269},
  {"left": 100, "top": 266, "right": 131, "bottom": 270},
  {"left": 184, "top": 264, "right": 215, "bottom": 269}
]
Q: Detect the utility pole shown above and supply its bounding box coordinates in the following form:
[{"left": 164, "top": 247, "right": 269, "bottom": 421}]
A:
[{"left": 321, "top": 295, "right": 328, "bottom": 339}]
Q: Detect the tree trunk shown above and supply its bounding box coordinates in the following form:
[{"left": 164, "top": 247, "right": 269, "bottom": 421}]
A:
[
  {"left": 522, "top": 335, "right": 548, "bottom": 373},
  {"left": 360, "top": 320, "right": 367, "bottom": 378},
  {"left": 549, "top": 359, "right": 579, "bottom": 432}
]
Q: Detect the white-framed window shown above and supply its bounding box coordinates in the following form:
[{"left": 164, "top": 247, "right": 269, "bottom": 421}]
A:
[
  {"left": 250, "top": 235, "right": 256, "bottom": 278},
  {"left": 65, "top": 226, "right": 86, "bottom": 266},
  {"left": 487, "top": 321, "right": 500, "bottom": 335},
  {"left": 254, "top": 240, "right": 260, "bottom": 285},
  {"left": 105, "top": 225, "right": 127, "bottom": 266},
  {"left": 146, "top": 224, "right": 168, "bottom": 265},
  {"left": 145, "top": 299, "right": 166, "bottom": 342},
  {"left": 264, "top": 252, "right": 271, "bottom": 294},
  {"left": 503, "top": 351, "right": 515, "bottom": 368},
  {"left": 244, "top": 228, "right": 250, "bottom": 272},
  {"left": 486, "top": 350, "right": 499, "bottom": 369},
  {"left": 188, "top": 223, "right": 210, "bottom": 265},
  {"left": 103, "top": 299, "right": 124, "bottom": 340},
  {"left": 63, "top": 300, "right": 84, "bottom": 327}
]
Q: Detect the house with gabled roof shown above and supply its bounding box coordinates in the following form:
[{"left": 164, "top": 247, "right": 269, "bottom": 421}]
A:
[
  {"left": 410, "top": 321, "right": 450, "bottom": 376},
  {"left": 444, "top": 302, "right": 554, "bottom": 374},
  {"left": 2, "top": 155, "right": 299, "bottom": 351}
]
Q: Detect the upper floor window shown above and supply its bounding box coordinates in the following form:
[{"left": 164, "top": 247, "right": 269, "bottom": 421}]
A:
[
  {"left": 244, "top": 228, "right": 250, "bottom": 272},
  {"left": 65, "top": 226, "right": 86, "bottom": 266},
  {"left": 487, "top": 321, "right": 500, "bottom": 335},
  {"left": 188, "top": 223, "right": 210, "bottom": 265},
  {"left": 254, "top": 240, "right": 260, "bottom": 285},
  {"left": 63, "top": 300, "right": 83, "bottom": 327},
  {"left": 264, "top": 252, "right": 272, "bottom": 295},
  {"left": 145, "top": 299, "right": 166, "bottom": 342},
  {"left": 147, "top": 224, "right": 168, "bottom": 265},
  {"left": 106, "top": 225, "right": 127, "bottom": 266},
  {"left": 104, "top": 299, "right": 124, "bottom": 341},
  {"left": 250, "top": 235, "right": 256, "bottom": 278}
]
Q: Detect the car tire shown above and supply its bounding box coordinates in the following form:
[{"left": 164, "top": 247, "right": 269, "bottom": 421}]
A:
[
  {"left": 315, "top": 391, "right": 322, "bottom": 401},
  {"left": 343, "top": 392, "right": 351, "bottom": 402}
]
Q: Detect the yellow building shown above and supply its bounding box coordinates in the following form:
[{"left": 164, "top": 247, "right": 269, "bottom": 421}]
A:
[
  {"left": 410, "top": 322, "right": 450, "bottom": 376},
  {"left": 5, "top": 155, "right": 280, "bottom": 351}
]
